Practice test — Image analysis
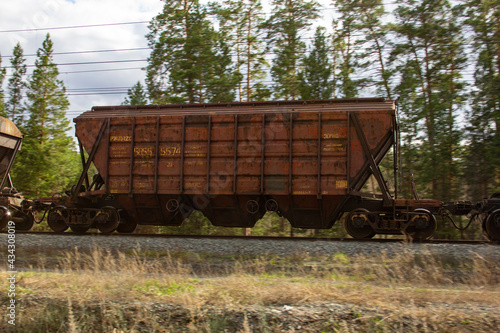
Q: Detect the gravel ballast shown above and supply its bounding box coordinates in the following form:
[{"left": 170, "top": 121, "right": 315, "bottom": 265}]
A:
[{"left": 3, "top": 233, "right": 499, "bottom": 261}]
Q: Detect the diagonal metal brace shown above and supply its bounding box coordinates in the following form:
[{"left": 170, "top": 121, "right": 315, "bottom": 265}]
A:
[
  {"left": 350, "top": 113, "right": 392, "bottom": 205},
  {"left": 71, "top": 119, "right": 109, "bottom": 202}
]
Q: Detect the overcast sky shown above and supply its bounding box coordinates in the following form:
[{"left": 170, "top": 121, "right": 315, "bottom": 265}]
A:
[
  {"left": 1, "top": 0, "right": 164, "bottom": 120},
  {"left": 1, "top": 0, "right": 340, "bottom": 122}
]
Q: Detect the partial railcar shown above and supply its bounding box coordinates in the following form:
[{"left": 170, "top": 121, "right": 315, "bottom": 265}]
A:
[{"left": 0, "top": 116, "right": 33, "bottom": 231}]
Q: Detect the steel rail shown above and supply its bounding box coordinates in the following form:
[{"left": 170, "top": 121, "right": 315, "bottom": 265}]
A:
[{"left": 3, "top": 231, "right": 495, "bottom": 245}]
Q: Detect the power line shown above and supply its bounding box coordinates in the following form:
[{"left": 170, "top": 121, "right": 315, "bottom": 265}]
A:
[
  {"left": 67, "top": 92, "right": 128, "bottom": 96},
  {"left": 60, "top": 67, "right": 144, "bottom": 75},
  {"left": 1, "top": 47, "right": 149, "bottom": 59},
  {"left": 66, "top": 86, "right": 132, "bottom": 91},
  {"left": 3, "top": 59, "right": 147, "bottom": 69},
  {"left": 0, "top": 21, "right": 150, "bottom": 34},
  {"left": 0, "top": 2, "right": 401, "bottom": 35},
  {"left": 4, "top": 67, "right": 481, "bottom": 100},
  {"left": 1, "top": 36, "right": 484, "bottom": 63},
  {"left": 3, "top": 66, "right": 145, "bottom": 77}
]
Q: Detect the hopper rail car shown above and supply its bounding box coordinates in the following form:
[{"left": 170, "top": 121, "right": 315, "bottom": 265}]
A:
[{"left": 0, "top": 98, "right": 499, "bottom": 241}]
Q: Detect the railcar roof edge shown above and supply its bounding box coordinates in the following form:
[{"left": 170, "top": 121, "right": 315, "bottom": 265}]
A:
[
  {"left": 74, "top": 98, "right": 396, "bottom": 121},
  {"left": 0, "top": 116, "right": 23, "bottom": 139}
]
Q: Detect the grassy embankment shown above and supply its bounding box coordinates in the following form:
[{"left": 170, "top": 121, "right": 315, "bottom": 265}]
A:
[{"left": 1, "top": 245, "right": 499, "bottom": 332}]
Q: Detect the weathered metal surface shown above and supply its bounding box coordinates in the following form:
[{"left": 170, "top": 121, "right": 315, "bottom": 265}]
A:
[
  {"left": 0, "top": 116, "right": 23, "bottom": 186},
  {"left": 0, "top": 116, "right": 30, "bottom": 231},
  {"left": 74, "top": 98, "right": 397, "bottom": 228}
]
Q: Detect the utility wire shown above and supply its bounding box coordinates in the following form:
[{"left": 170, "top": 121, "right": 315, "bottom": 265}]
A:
[
  {"left": 0, "top": 2, "right": 401, "bottom": 34},
  {"left": 0, "top": 21, "right": 150, "bottom": 34},
  {"left": 0, "top": 47, "right": 149, "bottom": 59},
  {"left": 60, "top": 67, "right": 144, "bottom": 74},
  {"left": 3, "top": 59, "right": 147, "bottom": 69}
]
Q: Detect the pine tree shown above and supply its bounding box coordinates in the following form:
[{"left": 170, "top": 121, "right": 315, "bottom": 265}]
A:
[
  {"left": 212, "top": 0, "right": 269, "bottom": 101},
  {"left": 331, "top": 11, "right": 359, "bottom": 98},
  {"left": 12, "top": 34, "right": 80, "bottom": 197},
  {"left": 352, "top": 0, "right": 392, "bottom": 99},
  {"left": 463, "top": 0, "right": 500, "bottom": 198},
  {"left": 264, "top": 0, "right": 320, "bottom": 100},
  {"left": 330, "top": 0, "right": 390, "bottom": 98},
  {"left": 298, "top": 26, "right": 332, "bottom": 100},
  {"left": 0, "top": 55, "right": 5, "bottom": 116},
  {"left": 122, "top": 81, "right": 148, "bottom": 105},
  {"left": 204, "top": 34, "right": 242, "bottom": 102},
  {"left": 146, "top": 0, "right": 239, "bottom": 104},
  {"left": 5, "top": 43, "right": 27, "bottom": 128},
  {"left": 146, "top": 0, "right": 197, "bottom": 103},
  {"left": 392, "top": 0, "right": 467, "bottom": 202}
]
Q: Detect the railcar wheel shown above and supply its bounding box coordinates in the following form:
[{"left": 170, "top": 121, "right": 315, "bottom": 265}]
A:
[
  {"left": 47, "top": 208, "right": 69, "bottom": 233},
  {"left": 0, "top": 217, "right": 8, "bottom": 231},
  {"left": 0, "top": 206, "right": 9, "bottom": 231},
  {"left": 96, "top": 207, "right": 119, "bottom": 233},
  {"left": 485, "top": 210, "right": 500, "bottom": 241},
  {"left": 343, "top": 209, "right": 376, "bottom": 239},
  {"left": 406, "top": 209, "right": 437, "bottom": 240},
  {"left": 70, "top": 225, "right": 90, "bottom": 234},
  {"left": 13, "top": 212, "right": 34, "bottom": 231},
  {"left": 0, "top": 207, "right": 8, "bottom": 231},
  {"left": 116, "top": 219, "right": 137, "bottom": 233}
]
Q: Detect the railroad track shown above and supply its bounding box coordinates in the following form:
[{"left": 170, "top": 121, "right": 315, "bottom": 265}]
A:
[{"left": 3, "top": 231, "right": 495, "bottom": 245}]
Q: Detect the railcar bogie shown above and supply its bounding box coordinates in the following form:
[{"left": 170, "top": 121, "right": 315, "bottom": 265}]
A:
[
  {"left": 343, "top": 209, "right": 376, "bottom": 239},
  {"left": 341, "top": 207, "right": 438, "bottom": 240},
  {"left": 42, "top": 205, "right": 124, "bottom": 234}
]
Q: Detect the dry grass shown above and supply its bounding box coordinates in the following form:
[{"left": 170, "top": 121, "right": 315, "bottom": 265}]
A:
[{"left": 1, "top": 246, "right": 499, "bottom": 332}]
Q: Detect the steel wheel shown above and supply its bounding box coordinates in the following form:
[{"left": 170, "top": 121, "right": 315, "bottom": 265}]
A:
[
  {"left": 485, "top": 210, "right": 500, "bottom": 241},
  {"left": 343, "top": 209, "right": 376, "bottom": 239},
  {"left": 96, "top": 207, "right": 119, "bottom": 233},
  {"left": 47, "top": 208, "right": 69, "bottom": 233},
  {"left": 406, "top": 209, "right": 437, "bottom": 240},
  {"left": 13, "top": 212, "right": 34, "bottom": 231}
]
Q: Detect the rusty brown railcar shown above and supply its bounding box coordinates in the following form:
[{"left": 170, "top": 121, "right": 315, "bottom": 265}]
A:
[
  {"left": 0, "top": 116, "right": 34, "bottom": 231},
  {"left": 51, "top": 98, "right": 439, "bottom": 239}
]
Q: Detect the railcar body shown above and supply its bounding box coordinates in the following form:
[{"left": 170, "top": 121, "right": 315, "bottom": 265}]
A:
[{"left": 60, "top": 98, "right": 443, "bottom": 239}]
